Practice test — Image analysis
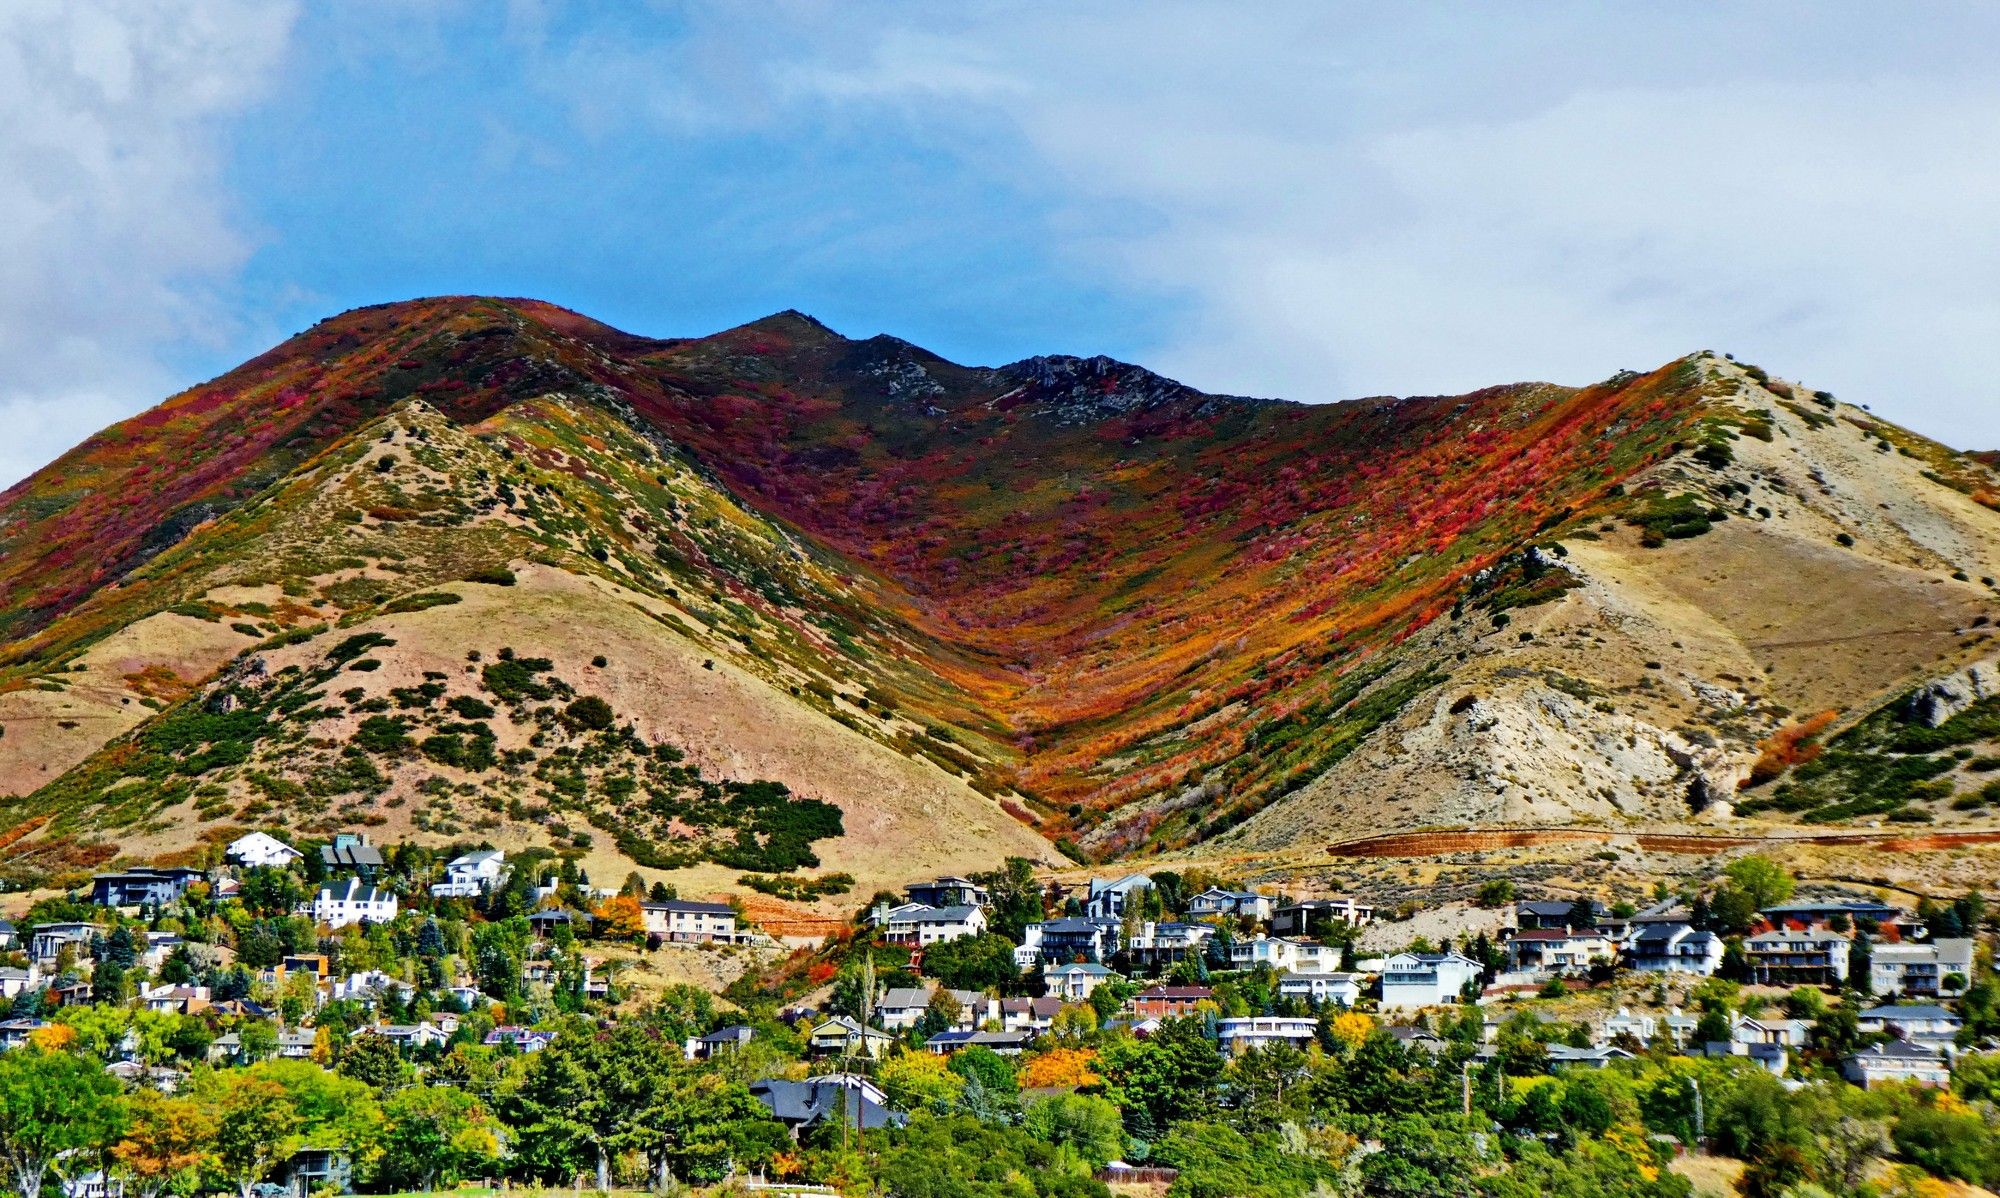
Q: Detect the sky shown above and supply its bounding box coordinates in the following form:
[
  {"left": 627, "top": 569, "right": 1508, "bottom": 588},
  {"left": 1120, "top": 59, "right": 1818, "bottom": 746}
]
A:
[{"left": 4, "top": 2, "right": 1999, "bottom": 489}]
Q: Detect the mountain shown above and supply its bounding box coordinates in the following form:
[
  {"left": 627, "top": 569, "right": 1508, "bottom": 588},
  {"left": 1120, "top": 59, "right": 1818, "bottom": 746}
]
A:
[{"left": 3, "top": 296, "right": 1998, "bottom": 900}]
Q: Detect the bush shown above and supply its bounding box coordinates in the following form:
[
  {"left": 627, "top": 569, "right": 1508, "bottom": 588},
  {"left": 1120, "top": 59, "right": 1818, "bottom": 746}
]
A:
[
  {"left": 565, "top": 696, "right": 616, "bottom": 731},
  {"left": 467, "top": 566, "right": 516, "bottom": 586}
]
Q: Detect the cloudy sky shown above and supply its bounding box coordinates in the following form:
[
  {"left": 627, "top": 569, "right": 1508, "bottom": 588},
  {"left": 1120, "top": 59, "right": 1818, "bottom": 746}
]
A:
[{"left": 5, "top": 2, "right": 1998, "bottom": 488}]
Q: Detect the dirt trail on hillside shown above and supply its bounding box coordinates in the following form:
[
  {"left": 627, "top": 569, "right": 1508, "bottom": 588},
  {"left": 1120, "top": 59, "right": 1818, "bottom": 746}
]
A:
[{"left": 1327, "top": 825, "right": 2000, "bottom": 858}]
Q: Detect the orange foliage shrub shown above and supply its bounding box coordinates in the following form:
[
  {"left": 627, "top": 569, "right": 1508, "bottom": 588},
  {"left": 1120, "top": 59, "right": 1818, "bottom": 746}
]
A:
[
  {"left": 1741, "top": 710, "right": 1838, "bottom": 789},
  {"left": 1016, "top": 1046, "right": 1101, "bottom": 1089}
]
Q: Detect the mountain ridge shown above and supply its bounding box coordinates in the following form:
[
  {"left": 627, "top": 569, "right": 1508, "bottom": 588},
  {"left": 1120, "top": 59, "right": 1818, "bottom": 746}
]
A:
[{"left": 4, "top": 296, "right": 1999, "bottom": 898}]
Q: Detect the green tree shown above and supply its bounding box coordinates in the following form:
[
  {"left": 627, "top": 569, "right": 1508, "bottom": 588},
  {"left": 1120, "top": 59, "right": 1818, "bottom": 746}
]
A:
[
  {"left": 1023, "top": 1094, "right": 1125, "bottom": 1168},
  {"left": 371, "top": 1086, "right": 501, "bottom": 1192},
  {"left": 338, "top": 1031, "right": 411, "bottom": 1089},
  {"left": 922, "top": 934, "right": 1021, "bottom": 993},
  {"left": 1723, "top": 856, "right": 1796, "bottom": 912},
  {"left": 0, "top": 1047, "right": 129, "bottom": 1198},
  {"left": 1097, "top": 1017, "right": 1223, "bottom": 1138}
]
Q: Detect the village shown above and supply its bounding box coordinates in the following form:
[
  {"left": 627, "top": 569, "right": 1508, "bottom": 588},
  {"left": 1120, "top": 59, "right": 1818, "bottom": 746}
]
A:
[{"left": 1, "top": 823, "right": 1995, "bottom": 1197}]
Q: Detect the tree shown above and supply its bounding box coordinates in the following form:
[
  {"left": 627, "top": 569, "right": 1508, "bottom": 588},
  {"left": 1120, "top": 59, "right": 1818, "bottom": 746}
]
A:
[
  {"left": 0, "top": 1048, "right": 129, "bottom": 1198},
  {"left": 1476, "top": 879, "right": 1516, "bottom": 908},
  {"left": 113, "top": 1090, "right": 216, "bottom": 1198},
  {"left": 338, "top": 1031, "right": 411, "bottom": 1089},
  {"left": 1723, "top": 856, "right": 1795, "bottom": 912},
  {"left": 880, "top": 1051, "right": 967, "bottom": 1115},
  {"left": 1023, "top": 1093, "right": 1125, "bottom": 1167},
  {"left": 202, "top": 1074, "right": 301, "bottom": 1198},
  {"left": 1018, "top": 1047, "right": 1101, "bottom": 1090},
  {"left": 595, "top": 893, "right": 647, "bottom": 941},
  {"left": 921, "top": 933, "right": 1020, "bottom": 993},
  {"left": 1098, "top": 1017, "right": 1223, "bottom": 1137},
  {"left": 371, "top": 1086, "right": 500, "bottom": 1192}
]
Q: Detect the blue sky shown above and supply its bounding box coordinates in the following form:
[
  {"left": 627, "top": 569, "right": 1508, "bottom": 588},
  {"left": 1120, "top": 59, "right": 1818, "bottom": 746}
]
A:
[{"left": 5, "top": 2, "right": 2000, "bottom": 487}]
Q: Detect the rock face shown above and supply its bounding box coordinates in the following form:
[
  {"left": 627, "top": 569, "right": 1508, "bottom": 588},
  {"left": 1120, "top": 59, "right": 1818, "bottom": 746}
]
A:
[{"left": 1906, "top": 665, "right": 1992, "bottom": 727}]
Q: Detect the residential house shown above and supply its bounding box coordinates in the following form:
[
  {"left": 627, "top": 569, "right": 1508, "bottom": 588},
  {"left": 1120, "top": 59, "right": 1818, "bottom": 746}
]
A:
[
  {"left": 1514, "top": 899, "right": 1603, "bottom": 931},
  {"left": 1762, "top": 898, "right": 1905, "bottom": 931},
  {"left": 1379, "top": 951, "right": 1482, "bottom": 1011},
  {"left": 641, "top": 899, "right": 740, "bottom": 944},
  {"left": 1187, "top": 889, "right": 1274, "bottom": 922},
  {"left": 1277, "top": 972, "right": 1363, "bottom": 1007},
  {"left": 331, "top": 970, "right": 410, "bottom": 1007},
  {"left": 225, "top": 832, "right": 302, "bottom": 869},
  {"left": 1624, "top": 923, "right": 1724, "bottom": 976},
  {"left": 277, "top": 1029, "right": 320, "bottom": 1060},
  {"left": 687, "top": 1025, "right": 757, "bottom": 1060},
  {"left": 1546, "top": 1044, "right": 1635, "bottom": 1070},
  {"left": 0, "top": 1018, "right": 45, "bottom": 1049},
  {"left": 373, "top": 1022, "right": 450, "bottom": 1051},
  {"left": 1084, "top": 874, "right": 1154, "bottom": 921},
  {"left": 806, "top": 1016, "right": 895, "bottom": 1059},
  {"left": 1600, "top": 1008, "right": 1657, "bottom": 1044},
  {"left": 1230, "top": 935, "right": 1342, "bottom": 974},
  {"left": 1387, "top": 1026, "right": 1449, "bottom": 1053},
  {"left": 926, "top": 1029, "right": 1036, "bottom": 1055},
  {"left": 89, "top": 867, "right": 203, "bottom": 909},
  {"left": 62, "top": 1171, "right": 122, "bottom": 1198},
  {"left": 139, "top": 932, "right": 186, "bottom": 972},
  {"left": 1046, "top": 962, "right": 1120, "bottom": 1001},
  {"left": 29, "top": 922, "right": 97, "bottom": 967},
  {"left": 877, "top": 986, "right": 988, "bottom": 1031},
  {"left": 751, "top": 1076, "right": 904, "bottom": 1138},
  {"left": 0, "top": 965, "right": 37, "bottom": 1000},
  {"left": 1023, "top": 917, "right": 1117, "bottom": 965},
  {"left": 0, "top": 920, "right": 15, "bottom": 950},
  {"left": 1270, "top": 898, "right": 1375, "bottom": 936},
  {"left": 1123, "top": 921, "right": 1215, "bottom": 971},
  {"left": 1857, "top": 1004, "right": 1963, "bottom": 1049},
  {"left": 1732, "top": 1015, "right": 1811, "bottom": 1049},
  {"left": 1744, "top": 929, "right": 1850, "bottom": 985},
  {"left": 1217, "top": 1017, "right": 1317, "bottom": 1055},
  {"left": 140, "top": 985, "right": 211, "bottom": 1016},
  {"left": 1504, "top": 928, "right": 1615, "bottom": 976},
  {"left": 430, "top": 849, "right": 507, "bottom": 898},
  {"left": 906, "top": 876, "right": 991, "bottom": 908},
  {"left": 1844, "top": 1040, "right": 1951, "bottom": 1088},
  {"left": 318, "top": 832, "right": 384, "bottom": 878},
  {"left": 1869, "top": 939, "right": 1976, "bottom": 999},
  {"left": 879, "top": 903, "right": 987, "bottom": 947},
  {"left": 484, "top": 1026, "right": 555, "bottom": 1052},
  {"left": 526, "top": 909, "right": 591, "bottom": 938},
  {"left": 998, "top": 997, "right": 1065, "bottom": 1033},
  {"left": 278, "top": 1148, "right": 353, "bottom": 1198},
  {"left": 312, "top": 877, "right": 398, "bottom": 928},
  {"left": 1128, "top": 985, "right": 1214, "bottom": 1019}
]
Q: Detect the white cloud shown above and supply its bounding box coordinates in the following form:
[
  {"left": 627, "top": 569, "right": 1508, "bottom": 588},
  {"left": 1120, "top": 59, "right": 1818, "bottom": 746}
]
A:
[
  {"left": 0, "top": 0, "right": 295, "bottom": 490},
  {"left": 780, "top": 4, "right": 2000, "bottom": 446}
]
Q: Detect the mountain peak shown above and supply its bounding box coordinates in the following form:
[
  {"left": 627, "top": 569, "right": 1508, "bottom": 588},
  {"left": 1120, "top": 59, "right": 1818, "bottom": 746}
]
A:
[{"left": 733, "top": 309, "right": 844, "bottom": 344}]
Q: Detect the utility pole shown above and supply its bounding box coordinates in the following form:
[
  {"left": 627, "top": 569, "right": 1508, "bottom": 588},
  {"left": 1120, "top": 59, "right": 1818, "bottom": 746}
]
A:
[
  {"left": 1689, "top": 1077, "right": 1705, "bottom": 1151},
  {"left": 1461, "top": 1059, "right": 1473, "bottom": 1117}
]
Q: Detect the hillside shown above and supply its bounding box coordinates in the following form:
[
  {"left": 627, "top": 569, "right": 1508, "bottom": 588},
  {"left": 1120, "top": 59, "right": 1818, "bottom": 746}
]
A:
[{"left": 2, "top": 296, "right": 1998, "bottom": 897}]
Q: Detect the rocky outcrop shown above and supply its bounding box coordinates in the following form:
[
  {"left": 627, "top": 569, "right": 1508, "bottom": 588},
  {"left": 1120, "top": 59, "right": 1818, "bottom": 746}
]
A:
[{"left": 1906, "top": 662, "right": 1995, "bottom": 727}]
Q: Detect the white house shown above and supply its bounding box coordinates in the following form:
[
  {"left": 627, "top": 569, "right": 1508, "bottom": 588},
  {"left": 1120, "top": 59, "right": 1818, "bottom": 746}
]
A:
[
  {"left": 1744, "top": 929, "right": 1850, "bottom": 986},
  {"left": 1271, "top": 898, "right": 1374, "bottom": 936},
  {"left": 1600, "top": 1008, "right": 1656, "bottom": 1044},
  {"left": 1187, "top": 889, "right": 1274, "bottom": 922},
  {"left": 876, "top": 986, "right": 988, "bottom": 1031},
  {"left": 1379, "top": 951, "right": 1482, "bottom": 1011},
  {"left": 368, "top": 1022, "right": 449, "bottom": 1051},
  {"left": 313, "top": 878, "right": 399, "bottom": 928},
  {"left": 1217, "top": 1016, "right": 1317, "bottom": 1055},
  {"left": 880, "top": 904, "right": 987, "bottom": 947},
  {"left": 332, "top": 970, "right": 412, "bottom": 1006},
  {"left": 1624, "top": 923, "right": 1724, "bottom": 976},
  {"left": 1844, "top": 1040, "right": 1951, "bottom": 1089},
  {"left": 226, "top": 831, "right": 302, "bottom": 870},
  {"left": 641, "top": 899, "right": 740, "bottom": 943},
  {"left": 1869, "top": 939, "right": 1975, "bottom": 999},
  {"left": 1503, "top": 929, "right": 1615, "bottom": 976},
  {"left": 1857, "top": 1004, "right": 1963, "bottom": 1048},
  {"left": 1045, "top": 962, "right": 1120, "bottom": 1001},
  {"left": 431, "top": 850, "right": 507, "bottom": 898},
  {"left": 1277, "top": 972, "right": 1362, "bottom": 1006},
  {"left": 1084, "top": 874, "right": 1154, "bottom": 921},
  {"left": 1124, "top": 921, "right": 1216, "bottom": 970}
]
